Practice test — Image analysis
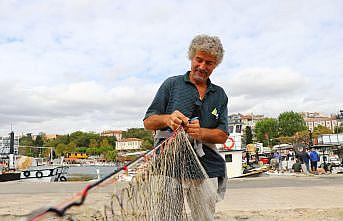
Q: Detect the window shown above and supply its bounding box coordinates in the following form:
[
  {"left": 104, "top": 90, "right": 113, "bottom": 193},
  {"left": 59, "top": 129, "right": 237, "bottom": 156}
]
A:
[
  {"left": 228, "top": 126, "right": 234, "bottom": 134},
  {"left": 235, "top": 125, "right": 242, "bottom": 133},
  {"left": 225, "top": 154, "right": 232, "bottom": 162}
]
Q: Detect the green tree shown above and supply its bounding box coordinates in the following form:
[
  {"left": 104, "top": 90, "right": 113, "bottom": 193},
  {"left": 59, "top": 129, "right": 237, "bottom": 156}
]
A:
[
  {"left": 89, "top": 139, "right": 98, "bottom": 148},
  {"left": 278, "top": 111, "right": 307, "bottom": 137},
  {"left": 55, "top": 143, "right": 67, "bottom": 156},
  {"left": 105, "top": 150, "right": 118, "bottom": 161},
  {"left": 69, "top": 131, "right": 84, "bottom": 146},
  {"left": 65, "top": 141, "right": 77, "bottom": 153},
  {"left": 43, "top": 138, "right": 58, "bottom": 147},
  {"left": 292, "top": 130, "right": 311, "bottom": 149},
  {"left": 55, "top": 135, "right": 70, "bottom": 145},
  {"left": 254, "top": 118, "right": 279, "bottom": 146},
  {"left": 141, "top": 140, "right": 153, "bottom": 149},
  {"left": 34, "top": 135, "right": 44, "bottom": 147},
  {"left": 99, "top": 138, "right": 112, "bottom": 149},
  {"left": 245, "top": 126, "right": 253, "bottom": 145},
  {"left": 313, "top": 125, "right": 333, "bottom": 138},
  {"left": 19, "top": 134, "right": 34, "bottom": 146},
  {"left": 86, "top": 148, "right": 97, "bottom": 156},
  {"left": 334, "top": 126, "right": 343, "bottom": 134},
  {"left": 276, "top": 136, "right": 295, "bottom": 144},
  {"left": 77, "top": 147, "right": 88, "bottom": 153},
  {"left": 106, "top": 136, "right": 117, "bottom": 148}
]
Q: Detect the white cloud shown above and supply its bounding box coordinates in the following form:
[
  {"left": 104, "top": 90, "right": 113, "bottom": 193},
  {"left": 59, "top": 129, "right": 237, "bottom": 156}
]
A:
[
  {"left": 221, "top": 68, "right": 307, "bottom": 98},
  {"left": 0, "top": 0, "right": 342, "bottom": 135}
]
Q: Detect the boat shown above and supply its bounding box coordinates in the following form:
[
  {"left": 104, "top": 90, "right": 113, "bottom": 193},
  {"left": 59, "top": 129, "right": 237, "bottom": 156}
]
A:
[
  {"left": 20, "top": 166, "right": 69, "bottom": 182},
  {"left": 0, "top": 131, "right": 69, "bottom": 182}
]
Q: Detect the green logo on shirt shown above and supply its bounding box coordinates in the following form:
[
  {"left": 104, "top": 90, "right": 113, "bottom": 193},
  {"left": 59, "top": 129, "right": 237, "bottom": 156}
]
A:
[{"left": 211, "top": 108, "right": 219, "bottom": 119}]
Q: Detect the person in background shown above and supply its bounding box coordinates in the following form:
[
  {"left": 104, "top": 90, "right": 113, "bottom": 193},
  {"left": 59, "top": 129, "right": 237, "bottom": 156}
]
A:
[
  {"left": 305, "top": 148, "right": 311, "bottom": 172},
  {"left": 292, "top": 159, "right": 302, "bottom": 173},
  {"left": 273, "top": 151, "right": 282, "bottom": 171},
  {"left": 297, "top": 148, "right": 310, "bottom": 175},
  {"left": 309, "top": 148, "right": 320, "bottom": 172}
]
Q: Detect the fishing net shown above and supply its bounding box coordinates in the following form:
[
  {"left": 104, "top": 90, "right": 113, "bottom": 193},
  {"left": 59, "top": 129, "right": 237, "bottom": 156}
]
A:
[{"left": 27, "top": 128, "right": 218, "bottom": 221}]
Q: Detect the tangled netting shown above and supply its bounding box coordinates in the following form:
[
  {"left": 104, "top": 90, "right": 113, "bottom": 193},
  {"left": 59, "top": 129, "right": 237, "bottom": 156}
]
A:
[{"left": 29, "top": 128, "right": 217, "bottom": 221}]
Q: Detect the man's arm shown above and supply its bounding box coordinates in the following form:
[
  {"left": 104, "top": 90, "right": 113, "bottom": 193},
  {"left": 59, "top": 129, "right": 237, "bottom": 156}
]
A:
[
  {"left": 186, "top": 119, "right": 228, "bottom": 144},
  {"left": 144, "top": 110, "right": 189, "bottom": 131}
]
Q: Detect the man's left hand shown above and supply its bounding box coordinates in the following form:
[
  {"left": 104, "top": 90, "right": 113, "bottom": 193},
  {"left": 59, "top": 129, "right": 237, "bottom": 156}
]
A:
[{"left": 185, "top": 119, "right": 202, "bottom": 140}]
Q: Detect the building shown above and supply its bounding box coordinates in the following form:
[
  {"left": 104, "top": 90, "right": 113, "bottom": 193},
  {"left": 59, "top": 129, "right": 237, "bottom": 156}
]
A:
[
  {"left": 44, "top": 134, "right": 57, "bottom": 140},
  {"left": 240, "top": 113, "right": 266, "bottom": 129},
  {"left": 116, "top": 138, "right": 143, "bottom": 151},
  {"left": 227, "top": 113, "right": 243, "bottom": 150},
  {"left": 301, "top": 112, "right": 338, "bottom": 132},
  {"left": 0, "top": 134, "right": 19, "bottom": 157},
  {"left": 227, "top": 113, "right": 266, "bottom": 150},
  {"left": 101, "top": 130, "right": 123, "bottom": 140}
]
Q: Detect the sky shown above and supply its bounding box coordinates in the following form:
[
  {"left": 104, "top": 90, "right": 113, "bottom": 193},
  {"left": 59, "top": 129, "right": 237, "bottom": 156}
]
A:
[{"left": 0, "top": 0, "right": 342, "bottom": 136}]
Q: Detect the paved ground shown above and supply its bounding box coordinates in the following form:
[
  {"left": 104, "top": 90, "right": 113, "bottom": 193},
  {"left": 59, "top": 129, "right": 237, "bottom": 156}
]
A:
[
  {"left": 228, "top": 174, "right": 343, "bottom": 188},
  {"left": 1, "top": 174, "right": 343, "bottom": 220},
  {"left": 217, "top": 174, "right": 343, "bottom": 221}
]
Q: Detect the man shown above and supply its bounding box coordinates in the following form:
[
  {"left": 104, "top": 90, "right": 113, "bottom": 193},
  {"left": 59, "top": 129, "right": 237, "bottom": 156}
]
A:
[
  {"left": 272, "top": 151, "right": 282, "bottom": 171},
  {"left": 297, "top": 148, "right": 310, "bottom": 175},
  {"left": 292, "top": 159, "right": 302, "bottom": 173},
  {"left": 309, "top": 148, "right": 320, "bottom": 172},
  {"left": 143, "top": 34, "right": 228, "bottom": 221}
]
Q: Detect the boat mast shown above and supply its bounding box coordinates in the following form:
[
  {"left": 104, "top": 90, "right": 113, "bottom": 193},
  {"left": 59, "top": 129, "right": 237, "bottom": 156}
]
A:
[{"left": 9, "top": 131, "right": 15, "bottom": 170}]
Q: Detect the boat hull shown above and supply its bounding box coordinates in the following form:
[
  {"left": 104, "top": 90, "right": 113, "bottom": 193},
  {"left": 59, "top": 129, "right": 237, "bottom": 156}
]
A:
[{"left": 0, "top": 173, "right": 21, "bottom": 182}]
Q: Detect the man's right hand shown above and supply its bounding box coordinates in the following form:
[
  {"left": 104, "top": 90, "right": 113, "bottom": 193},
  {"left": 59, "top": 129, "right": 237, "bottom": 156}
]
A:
[{"left": 166, "top": 110, "right": 189, "bottom": 130}]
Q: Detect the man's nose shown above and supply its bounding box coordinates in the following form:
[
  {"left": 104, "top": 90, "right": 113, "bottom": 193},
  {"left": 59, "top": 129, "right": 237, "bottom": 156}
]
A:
[{"left": 199, "top": 61, "right": 206, "bottom": 69}]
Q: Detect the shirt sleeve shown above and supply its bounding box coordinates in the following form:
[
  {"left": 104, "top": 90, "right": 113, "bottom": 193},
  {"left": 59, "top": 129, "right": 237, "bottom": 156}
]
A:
[
  {"left": 216, "top": 91, "right": 229, "bottom": 134},
  {"left": 143, "top": 78, "right": 171, "bottom": 120}
]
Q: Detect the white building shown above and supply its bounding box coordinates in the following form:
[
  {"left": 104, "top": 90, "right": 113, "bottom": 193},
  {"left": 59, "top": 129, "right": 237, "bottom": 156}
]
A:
[
  {"left": 116, "top": 138, "right": 143, "bottom": 151},
  {"left": 301, "top": 112, "right": 338, "bottom": 132},
  {"left": 101, "top": 130, "right": 123, "bottom": 140},
  {"left": 227, "top": 113, "right": 266, "bottom": 150}
]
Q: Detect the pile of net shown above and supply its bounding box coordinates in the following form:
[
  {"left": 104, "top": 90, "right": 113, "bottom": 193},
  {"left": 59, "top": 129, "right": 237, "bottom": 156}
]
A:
[{"left": 34, "top": 128, "right": 217, "bottom": 221}]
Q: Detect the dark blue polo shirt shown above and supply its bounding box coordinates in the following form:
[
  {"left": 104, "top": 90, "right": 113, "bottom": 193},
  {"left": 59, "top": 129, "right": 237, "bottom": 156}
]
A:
[{"left": 144, "top": 72, "right": 229, "bottom": 178}]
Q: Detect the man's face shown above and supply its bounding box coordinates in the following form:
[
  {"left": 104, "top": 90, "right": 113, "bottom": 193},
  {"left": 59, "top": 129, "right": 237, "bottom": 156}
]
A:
[{"left": 190, "top": 51, "right": 217, "bottom": 84}]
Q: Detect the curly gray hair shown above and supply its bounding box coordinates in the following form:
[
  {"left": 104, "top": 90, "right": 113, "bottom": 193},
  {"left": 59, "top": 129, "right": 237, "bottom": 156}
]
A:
[{"left": 188, "top": 34, "right": 224, "bottom": 65}]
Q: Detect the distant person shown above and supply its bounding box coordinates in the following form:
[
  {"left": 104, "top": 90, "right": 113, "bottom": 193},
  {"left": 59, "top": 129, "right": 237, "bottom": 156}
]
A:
[
  {"left": 292, "top": 159, "right": 302, "bottom": 173},
  {"left": 273, "top": 151, "right": 281, "bottom": 171},
  {"left": 305, "top": 148, "right": 311, "bottom": 171},
  {"left": 273, "top": 151, "right": 281, "bottom": 161},
  {"left": 309, "top": 148, "right": 320, "bottom": 172},
  {"left": 298, "top": 148, "right": 310, "bottom": 175}
]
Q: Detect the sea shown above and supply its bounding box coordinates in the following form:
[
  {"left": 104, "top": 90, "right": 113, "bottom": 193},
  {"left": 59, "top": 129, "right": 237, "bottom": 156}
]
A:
[{"left": 68, "top": 165, "right": 119, "bottom": 178}]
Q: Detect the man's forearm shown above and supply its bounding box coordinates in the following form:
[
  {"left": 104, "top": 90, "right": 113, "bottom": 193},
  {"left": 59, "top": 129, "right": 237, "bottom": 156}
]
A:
[
  {"left": 143, "top": 115, "right": 169, "bottom": 131},
  {"left": 199, "top": 128, "right": 228, "bottom": 144},
  {"left": 144, "top": 111, "right": 190, "bottom": 131}
]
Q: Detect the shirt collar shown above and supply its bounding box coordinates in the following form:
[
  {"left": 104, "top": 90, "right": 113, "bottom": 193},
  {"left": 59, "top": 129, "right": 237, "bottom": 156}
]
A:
[{"left": 183, "top": 71, "right": 216, "bottom": 92}]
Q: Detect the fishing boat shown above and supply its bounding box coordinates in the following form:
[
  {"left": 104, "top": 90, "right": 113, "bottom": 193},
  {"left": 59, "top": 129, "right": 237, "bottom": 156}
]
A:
[{"left": 0, "top": 131, "right": 69, "bottom": 182}]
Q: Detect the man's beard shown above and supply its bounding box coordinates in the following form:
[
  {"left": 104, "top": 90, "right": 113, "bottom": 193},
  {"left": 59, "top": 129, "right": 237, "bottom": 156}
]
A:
[{"left": 192, "top": 68, "right": 210, "bottom": 83}]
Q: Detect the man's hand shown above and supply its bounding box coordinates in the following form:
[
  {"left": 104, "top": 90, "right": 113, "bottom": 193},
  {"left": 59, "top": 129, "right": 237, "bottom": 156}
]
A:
[
  {"left": 166, "top": 110, "right": 189, "bottom": 130},
  {"left": 185, "top": 119, "right": 202, "bottom": 140}
]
